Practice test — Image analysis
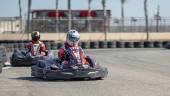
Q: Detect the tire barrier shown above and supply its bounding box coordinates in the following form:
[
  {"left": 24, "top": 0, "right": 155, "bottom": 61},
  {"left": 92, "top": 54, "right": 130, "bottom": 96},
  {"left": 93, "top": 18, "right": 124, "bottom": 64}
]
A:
[
  {"left": 162, "top": 41, "right": 169, "bottom": 48},
  {"left": 57, "top": 42, "right": 64, "bottom": 49},
  {"left": 51, "top": 41, "right": 58, "bottom": 50},
  {"left": 116, "top": 41, "right": 124, "bottom": 48},
  {"left": 107, "top": 41, "right": 116, "bottom": 48},
  {"left": 90, "top": 41, "right": 99, "bottom": 49},
  {"left": 44, "top": 41, "right": 51, "bottom": 50},
  {"left": 143, "top": 41, "right": 153, "bottom": 48},
  {"left": 153, "top": 41, "right": 162, "bottom": 48},
  {"left": 99, "top": 41, "right": 108, "bottom": 48},
  {"left": 81, "top": 41, "right": 90, "bottom": 49},
  {"left": 134, "top": 42, "right": 143, "bottom": 48},
  {"left": 124, "top": 42, "right": 134, "bottom": 48},
  {"left": 1, "top": 40, "right": 170, "bottom": 50}
]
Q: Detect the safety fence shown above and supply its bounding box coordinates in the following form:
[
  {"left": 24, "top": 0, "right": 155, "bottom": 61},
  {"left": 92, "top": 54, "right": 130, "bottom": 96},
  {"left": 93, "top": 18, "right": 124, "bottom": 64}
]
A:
[
  {"left": 31, "top": 17, "right": 170, "bottom": 32},
  {"left": 1, "top": 17, "right": 170, "bottom": 33}
]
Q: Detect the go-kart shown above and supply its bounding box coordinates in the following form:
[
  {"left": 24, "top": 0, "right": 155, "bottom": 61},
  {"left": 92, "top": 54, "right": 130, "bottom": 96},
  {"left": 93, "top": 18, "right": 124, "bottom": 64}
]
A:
[
  {"left": 165, "top": 42, "right": 170, "bottom": 49},
  {"left": 31, "top": 57, "right": 108, "bottom": 80},
  {"left": 10, "top": 49, "right": 47, "bottom": 66}
]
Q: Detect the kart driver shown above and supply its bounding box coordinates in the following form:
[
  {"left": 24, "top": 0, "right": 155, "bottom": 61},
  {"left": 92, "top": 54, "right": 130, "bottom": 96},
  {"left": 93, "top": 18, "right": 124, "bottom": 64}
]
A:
[
  {"left": 26, "top": 31, "right": 46, "bottom": 56},
  {"left": 56, "top": 29, "right": 95, "bottom": 69}
]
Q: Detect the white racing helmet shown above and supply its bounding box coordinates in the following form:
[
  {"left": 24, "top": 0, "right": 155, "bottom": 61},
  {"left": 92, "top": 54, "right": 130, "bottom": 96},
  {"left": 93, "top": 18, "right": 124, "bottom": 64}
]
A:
[{"left": 66, "top": 29, "right": 80, "bottom": 46}]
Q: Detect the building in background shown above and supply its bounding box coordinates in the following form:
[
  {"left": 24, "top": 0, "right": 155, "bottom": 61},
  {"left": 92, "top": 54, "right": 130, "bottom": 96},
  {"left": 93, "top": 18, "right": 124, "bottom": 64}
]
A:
[
  {"left": 31, "top": 9, "right": 111, "bottom": 32},
  {"left": 0, "top": 17, "right": 24, "bottom": 34}
]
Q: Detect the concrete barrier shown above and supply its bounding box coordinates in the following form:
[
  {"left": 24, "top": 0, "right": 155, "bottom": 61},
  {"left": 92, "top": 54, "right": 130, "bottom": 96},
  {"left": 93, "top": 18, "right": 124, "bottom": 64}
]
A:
[{"left": 0, "top": 32, "right": 170, "bottom": 41}]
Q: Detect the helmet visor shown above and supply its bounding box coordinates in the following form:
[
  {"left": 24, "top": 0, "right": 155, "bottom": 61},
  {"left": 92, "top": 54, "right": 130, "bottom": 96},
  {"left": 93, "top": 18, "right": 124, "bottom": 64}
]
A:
[
  {"left": 32, "top": 35, "right": 40, "bottom": 41},
  {"left": 69, "top": 36, "right": 79, "bottom": 43}
]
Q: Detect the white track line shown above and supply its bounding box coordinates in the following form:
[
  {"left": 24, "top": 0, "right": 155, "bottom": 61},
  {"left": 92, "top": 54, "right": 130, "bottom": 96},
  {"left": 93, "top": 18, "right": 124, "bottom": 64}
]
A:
[{"left": 3, "top": 66, "right": 12, "bottom": 70}]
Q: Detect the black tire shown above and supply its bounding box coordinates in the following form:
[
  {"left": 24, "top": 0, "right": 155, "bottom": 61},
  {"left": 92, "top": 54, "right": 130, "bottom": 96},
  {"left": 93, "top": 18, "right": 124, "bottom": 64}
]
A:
[
  {"left": 51, "top": 42, "right": 58, "bottom": 50},
  {"left": 116, "top": 41, "right": 124, "bottom": 48},
  {"left": 124, "top": 42, "right": 133, "bottom": 48},
  {"left": 143, "top": 41, "right": 153, "bottom": 48},
  {"left": 134, "top": 42, "right": 143, "bottom": 48},
  {"left": 107, "top": 41, "right": 116, "bottom": 48},
  {"left": 57, "top": 42, "right": 64, "bottom": 49},
  {"left": 153, "top": 41, "right": 162, "bottom": 48},
  {"left": 95, "top": 77, "right": 103, "bottom": 80},
  {"left": 81, "top": 41, "right": 90, "bottom": 49},
  {"left": 162, "top": 41, "right": 169, "bottom": 48},
  {"left": 99, "top": 41, "right": 107, "bottom": 48},
  {"left": 90, "top": 41, "right": 99, "bottom": 49}
]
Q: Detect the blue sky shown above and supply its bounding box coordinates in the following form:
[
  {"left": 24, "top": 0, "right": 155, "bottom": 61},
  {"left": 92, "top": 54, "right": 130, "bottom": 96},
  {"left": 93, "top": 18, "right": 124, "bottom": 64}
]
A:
[{"left": 0, "top": 0, "right": 168, "bottom": 18}]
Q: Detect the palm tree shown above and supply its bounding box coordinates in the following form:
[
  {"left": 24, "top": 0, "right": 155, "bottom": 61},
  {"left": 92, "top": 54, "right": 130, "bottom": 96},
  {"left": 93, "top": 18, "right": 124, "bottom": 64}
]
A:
[
  {"left": 144, "top": 0, "right": 149, "bottom": 40},
  {"left": 101, "top": 0, "right": 107, "bottom": 40},
  {"left": 101, "top": 0, "right": 106, "bottom": 16},
  {"left": 68, "top": 0, "right": 71, "bottom": 30},
  {"left": 18, "top": 0, "right": 22, "bottom": 33},
  {"left": 27, "top": 0, "right": 32, "bottom": 39},
  {"left": 121, "top": 0, "right": 126, "bottom": 32}
]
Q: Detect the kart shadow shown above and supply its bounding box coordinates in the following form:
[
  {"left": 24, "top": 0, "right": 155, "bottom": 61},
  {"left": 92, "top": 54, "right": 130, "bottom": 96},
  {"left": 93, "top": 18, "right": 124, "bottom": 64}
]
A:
[
  {"left": 10, "top": 76, "right": 47, "bottom": 82},
  {"left": 10, "top": 76, "right": 99, "bottom": 82}
]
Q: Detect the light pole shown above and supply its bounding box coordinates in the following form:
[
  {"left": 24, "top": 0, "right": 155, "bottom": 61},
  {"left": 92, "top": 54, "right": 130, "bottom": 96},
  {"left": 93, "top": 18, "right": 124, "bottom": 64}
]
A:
[
  {"left": 68, "top": 0, "right": 71, "bottom": 31},
  {"left": 88, "top": 0, "right": 92, "bottom": 33},
  {"left": 144, "top": 0, "right": 149, "bottom": 40},
  {"left": 102, "top": 0, "right": 107, "bottom": 41},
  {"left": 156, "top": 5, "right": 160, "bottom": 32},
  {"left": 18, "top": 0, "right": 22, "bottom": 33},
  {"left": 56, "top": 0, "right": 59, "bottom": 33}
]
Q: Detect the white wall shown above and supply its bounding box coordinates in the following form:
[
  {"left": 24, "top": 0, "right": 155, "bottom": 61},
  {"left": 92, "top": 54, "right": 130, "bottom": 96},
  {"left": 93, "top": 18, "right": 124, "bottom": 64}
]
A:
[{"left": 0, "top": 32, "right": 170, "bottom": 41}]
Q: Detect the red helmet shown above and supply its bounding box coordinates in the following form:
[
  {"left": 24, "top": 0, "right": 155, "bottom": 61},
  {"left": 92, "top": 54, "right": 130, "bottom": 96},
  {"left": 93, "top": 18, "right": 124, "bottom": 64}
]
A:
[{"left": 31, "top": 31, "right": 40, "bottom": 41}]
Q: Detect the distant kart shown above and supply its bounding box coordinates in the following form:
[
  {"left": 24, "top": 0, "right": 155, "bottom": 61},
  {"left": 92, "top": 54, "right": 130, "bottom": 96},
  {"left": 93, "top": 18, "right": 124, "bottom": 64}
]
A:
[
  {"left": 0, "top": 46, "right": 8, "bottom": 73},
  {"left": 31, "top": 58, "right": 108, "bottom": 80},
  {"left": 10, "top": 49, "right": 45, "bottom": 66},
  {"left": 165, "top": 43, "right": 170, "bottom": 49}
]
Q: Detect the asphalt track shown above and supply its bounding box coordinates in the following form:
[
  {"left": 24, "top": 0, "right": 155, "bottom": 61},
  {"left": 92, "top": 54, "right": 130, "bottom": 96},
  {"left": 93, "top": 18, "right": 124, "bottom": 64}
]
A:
[{"left": 1, "top": 48, "right": 170, "bottom": 96}]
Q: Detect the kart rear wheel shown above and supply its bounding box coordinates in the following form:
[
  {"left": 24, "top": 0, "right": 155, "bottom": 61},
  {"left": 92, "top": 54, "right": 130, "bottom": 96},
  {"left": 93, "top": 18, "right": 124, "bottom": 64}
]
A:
[
  {"left": 95, "top": 77, "right": 103, "bottom": 80},
  {"left": 83, "top": 77, "right": 90, "bottom": 81}
]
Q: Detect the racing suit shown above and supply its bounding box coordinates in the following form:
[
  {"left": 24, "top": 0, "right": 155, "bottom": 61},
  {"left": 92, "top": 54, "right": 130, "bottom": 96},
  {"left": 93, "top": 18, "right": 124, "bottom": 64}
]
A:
[
  {"left": 58, "top": 43, "right": 88, "bottom": 68},
  {"left": 26, "top": 40, "right": 46, "bottom": 56}
]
